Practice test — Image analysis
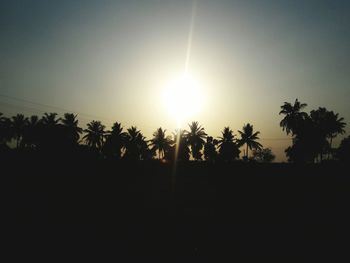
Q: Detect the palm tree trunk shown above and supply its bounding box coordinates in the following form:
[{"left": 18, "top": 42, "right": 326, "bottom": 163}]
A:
[
  {"left": 246, "top": 144, "right": 249, "bottom": 159},
  {"left": 328, "top": 137, "right": 333, "bottom": 160}
]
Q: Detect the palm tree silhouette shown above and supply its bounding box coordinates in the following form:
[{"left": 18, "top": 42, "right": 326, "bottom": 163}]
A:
[
  {"left": 61, "top": 113, "right": 83, "bottom": 145},
  {"left": 150, "top": 127, "right": 172, "bottom": 159},
  {"left": 238, "top": 123, "right": 262, "bottom": 159},
  {"left": 28, "top": 115, "right": 39, "bottom": 126},
  {"left": 217, "top": 127, "right": 240, "bottom": 161},
  {"left": 326, "top": 111, "right": 346, "bottom": 157},
  {"left": 139, "top": 136, "right": 154, "bottom": 160},
  {"left": 204, "top": 136, "right": 217, "bottom": 161},
  {"left": 310, "top": 108, "right": 332, "bottom": 161},
  {"left": 125, "top": 126, "right": 140, "bottom": 158},
  {"left": 337, "top": 136, "right": 350, "bottom": 162},
  {"left": 83, "top": 120, "right": 106, "bottom": 151},
  {"left": 22, "top": 115, "right": 40, "bottom": 149},
  {"left": 125, "top": 126, "right": 150, "bottom": 160},
  {"left": 36, "top": 112, "right": 63, "bottom": 150},
  {"left": 310, "top": 108, "right": 346, "bottom": 161},
  {"left": 172, "top": 129, "right": 190, "bottom": 161},
  {"left": 279, "top": 99, "right": 308, "bottom": 136},
  {"left": 187, "top": 121, "right": 207, "bottom": 160},
  {"left": 41, "top": 112, "right": 60, "bottom": 127},
  {"left": 2, "top": 100, "right": 346, "bottom": 164},
  {"left": 0, "top": 113, "right": 11, "bottom": 147},
  {"left": 11, "top": 114, "right": 28, "bottom": 148},
  {"left": 103, "top": 122, "right": 127, "bottom": 160}
]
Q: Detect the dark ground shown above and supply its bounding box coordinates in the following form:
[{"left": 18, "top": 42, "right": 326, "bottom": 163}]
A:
[{"left": 9, "top": 155, "right": 350, "bottom": 261}]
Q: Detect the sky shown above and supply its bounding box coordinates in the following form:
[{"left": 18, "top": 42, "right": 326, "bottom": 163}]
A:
[{"left": 1, "top": 0, "right": 350, "bottom": 161}]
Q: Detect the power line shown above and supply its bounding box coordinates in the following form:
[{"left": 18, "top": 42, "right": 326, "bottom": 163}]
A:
[
  {"left": 0, "top": 94, "right": 157, "bottom": 132},
  {"left": 258, "top": 138, "right": 291, "bottom": 141},
  {"left": 0, "top": 94, "right": 115, "bottom": 124},
  {"left": 0, "top": 93, "right": 293, "bottom": 141}
]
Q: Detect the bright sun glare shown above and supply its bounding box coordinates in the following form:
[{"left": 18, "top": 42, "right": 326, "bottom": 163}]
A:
[{"left": 163, "top": 74, "right": 204, "bottom": 124}]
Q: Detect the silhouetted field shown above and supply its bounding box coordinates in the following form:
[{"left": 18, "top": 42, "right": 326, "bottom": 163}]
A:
[{"left": 10, "top": 155, "right": 350, "bottom": 261}]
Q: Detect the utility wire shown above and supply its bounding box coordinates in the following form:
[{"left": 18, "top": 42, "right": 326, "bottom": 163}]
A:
[
  {"left": 0, "top": 93, "right": 292, "bottom": 141},
  {"left": 0, "top": 94, "right": 156, "bottom": 133}
]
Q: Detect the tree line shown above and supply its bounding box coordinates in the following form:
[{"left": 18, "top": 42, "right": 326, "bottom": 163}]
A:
[
  {"left": 0, "top": 112, "right": 272, "bottom": 162},
  {"left": 0, "top": 99, "right": 349, "bottom": 163},
  {"left": 279, "top": 99, "right": 349, "bottom": 162}
]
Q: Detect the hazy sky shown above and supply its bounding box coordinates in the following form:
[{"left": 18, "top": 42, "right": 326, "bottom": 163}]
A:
[{"left": 1, "top": 0, "right": 350, "bottom": 161}]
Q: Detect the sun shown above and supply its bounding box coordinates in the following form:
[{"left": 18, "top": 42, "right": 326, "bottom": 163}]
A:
[{"left": 162, "top": 74, "right": 204, "bottom": 124}]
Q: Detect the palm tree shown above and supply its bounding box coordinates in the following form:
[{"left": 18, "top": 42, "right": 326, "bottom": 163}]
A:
[
  {"left": 125, "top": 126, "right": 142, "bottom": 160},
  {"left": 310, "top": 107, "right": 332, "bottom": 161},
  {"left": 238, "top": 123, "right": 262, "bottom": 159},
  {"left": 41, "top": 112, "right": 60, "bottom": 127},
  {"left": 285, "top": 115, "right": 322, "bottom": 163},
  {"left": 279, "top": 99, "right": 308, "bottom": 136},
  {"left": 22, "top": 115, "right": 40, "bottom": 148},
  {"left": 186, "top": 121, "right": 207, "bottom": 160},
  {"left": 11, "top": 114, "right": 28, "bottom": 148},
  {"left": 83, "top": 120, "right": 106, "bottom": 150},
  {"left": 0, "top": 113, "right": 12, "bottom": 146},
  {"left": 337, "top": 136, "right": 350, "bottom": 162},
  {"left": 39, "top": 113, "right": 64, "bottom": 149},
  {"left": 150, "top": 127, "right": 172, "bottom": 159},
  {"left": 28, "top": 115, "right": 40, "bottom": 126},
  {"left": 171, "top": 129, "right": 190, "bottom": 161},
  {"left": 139, "top": 136, "right": 154, "bottom": 160},
  {"left": 61, "top": 113, "right": 83, "bottom": 144},
  {"left": 124, "top": 126, "right": 153, "bottom": 160},
  {"left": 309, "top": 108, "right": 346, "bottom": 161},
  {"left": 326, "top": 111, "right": 346, "bottom": 157},
  {"left": 204, "top": 136, "right": 217, "bottom": 161},
  {"left": 103, "top": 122, "right": 127, "bottom": 159},
  {"left": 217, "top": 127, "right": 240, "bottom": 161}
]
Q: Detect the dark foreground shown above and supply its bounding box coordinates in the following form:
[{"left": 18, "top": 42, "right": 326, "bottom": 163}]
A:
[{"left": 10, "top": 157, "right": 350, "bottom": 261}]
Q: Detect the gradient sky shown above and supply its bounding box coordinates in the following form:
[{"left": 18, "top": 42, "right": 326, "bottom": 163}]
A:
[{"left": 1, "top": 0, "right": 350, "bottom": 161}]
